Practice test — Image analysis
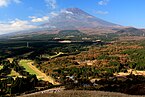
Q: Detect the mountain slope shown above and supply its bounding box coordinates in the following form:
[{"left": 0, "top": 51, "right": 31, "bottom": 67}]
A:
[
  {"left": 41, "top": 8, "right": 120, "bottom": 29},
  {"left": 0, "top": 8, "right": 122, "bottom": 39}
]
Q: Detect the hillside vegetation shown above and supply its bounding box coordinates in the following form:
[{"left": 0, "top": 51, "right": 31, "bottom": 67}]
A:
[{"left": 1, "top": 30, "right": 145, "bottom": 96}]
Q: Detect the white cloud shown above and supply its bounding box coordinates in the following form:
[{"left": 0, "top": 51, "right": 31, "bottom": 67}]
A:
[
  {"left": 50, "top": 12, "right": 58, "bottom": 17},
  {"left": 10, "top": 19, "right": 29, "bottom": 27},
  {"left": 28, "top": 16, "right": 36, "bottom": 19},
  {"left": 49, "top": 10, "right": 73, "bottom": 18},
  {"left": 98, "top": 0, "right": 109, "bottom": 5},
  {"left": 96, "top": 11, "right": 109, "bottom": 14},
  {"left": 29, "top": 16, "right": 49, "bottom": 22},
  {"left": 0, "top": 0, "right": 21, "bottom": 7},
  {"left": 0, "top": 19, "right": 37, "bottom": 34},
  {"left": 45, "top": 0, "right": 57, "bottom": 9},
  {"left": 61, "top": 9, "right": 73, "bottom": 15},
  {"left": 0, "top": 0, "right": 10, "bottom": 7}
]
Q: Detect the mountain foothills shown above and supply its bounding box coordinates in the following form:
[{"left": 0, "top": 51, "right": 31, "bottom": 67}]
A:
[{"left": 1, "top": 8, "right": 145, "bottom": 97}]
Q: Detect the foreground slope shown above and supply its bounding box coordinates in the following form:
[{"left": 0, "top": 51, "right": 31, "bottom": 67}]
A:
[{"left": 20, "top": 90, "right": 144, "bottom": 97}]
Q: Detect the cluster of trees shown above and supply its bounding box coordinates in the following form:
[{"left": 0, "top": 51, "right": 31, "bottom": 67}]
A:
[
  {"left": 28, "top": 43, "right": 89, "bottom": 60},
  {"left": 35, "top": 43, "right": 143, "bottom": 84},
  {"left": 0, "top": 74, "right": 38, "bottom": 95},
  {"left": 122, "top": 49, "right": 145, "bottom": 70},
  {"left": 51, "top": 63, "right": 128, "bottom": 84},
  {"left": 0, "top": 59, "right": 38, "bottom": 96},
  {"left": 0, "top": 60, "right": 38, "bottom": 95},
  {"left": 52, "top": 66, "right": 115, "bottom": 83},
  {"left": 54, "top": 68, "right": 145, "bottom": 95},
  {"left": 93, "top": 74, "right": 145, "bottom": 95},
  {"left": 35, "top": 43, "right": 145, "bottom": 95},
  {"left": 0, "top": 59, "right": 53, "bottom": 96},
  {"left": 0, "top": 59, "right": 30, "bottom": 76}
]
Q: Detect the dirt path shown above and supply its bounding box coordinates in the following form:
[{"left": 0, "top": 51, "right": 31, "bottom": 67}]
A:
[
  {"left": 18, "top": 87, "right": 65, "bottom": 97},
  {"left": 20, "top": 60, "right": 60, "bottom": 85},
  {"left": 28, "top": 61, "right": 59, "bottom": 85}
]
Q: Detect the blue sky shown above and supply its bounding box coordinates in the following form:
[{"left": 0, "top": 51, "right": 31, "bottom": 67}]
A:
[{"left": 0, "top": 0, "right": 145, "bottom": 34}]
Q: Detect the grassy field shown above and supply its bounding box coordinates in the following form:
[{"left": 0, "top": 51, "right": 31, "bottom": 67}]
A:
[
  {"left": 21, "top": 90, "right": 144, "bottom": 97},
  {"left": 19, "top": 60, "right": 58, "bottom": 85},
  {"left": 19, "top": 60, "right": 40, "bottom": 76}
]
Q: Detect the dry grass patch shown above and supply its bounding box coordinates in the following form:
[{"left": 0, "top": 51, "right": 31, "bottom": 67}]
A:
[
  {"left": 0, "top": 65, "right": 3, "bottom": 70},
  {"left": 21, "top": 90, "right": 145, "bottom": 97},
  {"left": 8, "top": 69, "right": 20, "bottom": 77}
]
